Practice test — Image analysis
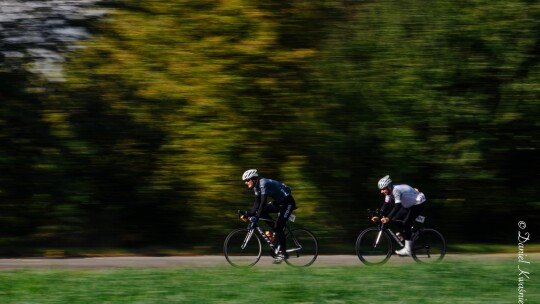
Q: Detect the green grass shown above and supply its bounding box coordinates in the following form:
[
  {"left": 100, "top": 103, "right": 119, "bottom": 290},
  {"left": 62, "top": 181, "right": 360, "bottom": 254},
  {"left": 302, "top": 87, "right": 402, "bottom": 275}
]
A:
[
  {"left": 449, "top": 243, "right": 540, "bottom": 253},
  {"left": 0, "top": 260, "right": 538, "bottom": 303}
]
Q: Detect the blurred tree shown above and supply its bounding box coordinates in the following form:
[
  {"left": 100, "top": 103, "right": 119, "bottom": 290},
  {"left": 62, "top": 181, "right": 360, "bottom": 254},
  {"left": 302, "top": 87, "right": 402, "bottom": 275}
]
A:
[
  {"left": 1, "top": 0, "right": 539, "bottom": 252},
  {"left": 308, "top": 0, "right": 540, "bottom": 241},
  {"left": 48, "top": 0, "right": 345, "bottom": 247},
  {"left": 0, "top": 0, "right": 113, "bottom": 250}
]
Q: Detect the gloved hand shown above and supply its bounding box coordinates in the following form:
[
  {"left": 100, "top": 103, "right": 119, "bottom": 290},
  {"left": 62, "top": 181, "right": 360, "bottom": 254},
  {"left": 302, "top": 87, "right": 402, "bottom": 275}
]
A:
[{"left": 238, "top": 210, "right": 248, "bottom": 222}]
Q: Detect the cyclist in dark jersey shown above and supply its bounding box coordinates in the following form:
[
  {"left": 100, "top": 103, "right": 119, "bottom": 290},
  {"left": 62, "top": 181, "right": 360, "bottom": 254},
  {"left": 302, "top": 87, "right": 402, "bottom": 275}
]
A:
[
  {"left": 240, "top": 169, "right": 297, "bottom": 263},
  {"left": 371, "top": 175, "right": 426, "bottom": 256}
]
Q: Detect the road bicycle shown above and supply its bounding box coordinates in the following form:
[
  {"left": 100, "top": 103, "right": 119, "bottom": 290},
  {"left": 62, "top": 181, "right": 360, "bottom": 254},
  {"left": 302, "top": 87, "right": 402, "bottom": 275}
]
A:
[
  {"left": 355, "top": 209, "right": 446, "bottom": 265},
  {"left": 224, "top": 210, "right": 319, "bottom": 267}
]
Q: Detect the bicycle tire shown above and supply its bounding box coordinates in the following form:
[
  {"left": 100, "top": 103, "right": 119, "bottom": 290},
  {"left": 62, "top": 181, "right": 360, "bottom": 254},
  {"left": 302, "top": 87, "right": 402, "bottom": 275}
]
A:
[
  {"left": 224, "top": 228, "right": 262, "bottom": 267},
  {"left": 356, "top": 227, "right": 393, "bottom": 265},
  {"left": 411, "top": 228, "right": 446, "bottom": 263},
  {"left": 284, "top": 228, "right": 319, "bottom": 267}
]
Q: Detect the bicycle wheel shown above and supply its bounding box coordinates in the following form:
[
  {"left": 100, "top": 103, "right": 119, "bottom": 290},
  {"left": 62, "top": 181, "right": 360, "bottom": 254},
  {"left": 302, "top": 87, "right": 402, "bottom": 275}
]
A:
[
  {"left": 284, "top": 228, "right": 318, "bottom": 267},
  {"left": 356, "top": 227, "right": 392, "bottom": 265},
  {"left": 224, "top": 228, "right": 262, "bottom": 267},
  {"left": 411, "top": 228, "right": 446, "bottom": 263}
]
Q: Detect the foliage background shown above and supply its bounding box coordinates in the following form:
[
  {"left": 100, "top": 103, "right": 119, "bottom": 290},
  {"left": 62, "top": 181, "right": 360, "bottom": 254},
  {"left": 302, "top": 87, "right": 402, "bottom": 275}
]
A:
[{"left": 1, "top": 0, "right": 539, "bottom": 254}]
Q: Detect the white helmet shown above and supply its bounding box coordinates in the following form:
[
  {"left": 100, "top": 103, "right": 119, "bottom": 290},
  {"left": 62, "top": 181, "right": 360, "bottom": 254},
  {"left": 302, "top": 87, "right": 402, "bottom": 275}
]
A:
[
  {"left": 378, "top": 175, "right": 392, "bottom": 189},
  {"left": 242, "top": 169, "right": 259, "bottom": 181}
]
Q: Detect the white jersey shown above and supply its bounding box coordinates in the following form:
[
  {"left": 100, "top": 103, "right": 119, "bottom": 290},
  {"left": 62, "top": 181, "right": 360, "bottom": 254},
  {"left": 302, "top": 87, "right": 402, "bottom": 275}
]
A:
[{"left": 385, "top": 184, "right": 426, "bottom": 208}]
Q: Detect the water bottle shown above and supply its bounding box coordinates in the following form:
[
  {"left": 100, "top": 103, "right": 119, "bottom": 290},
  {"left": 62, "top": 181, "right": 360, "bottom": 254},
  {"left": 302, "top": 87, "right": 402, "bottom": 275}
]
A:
[{"left": 265, "top": 231, "right": 275, "bottom": 243}]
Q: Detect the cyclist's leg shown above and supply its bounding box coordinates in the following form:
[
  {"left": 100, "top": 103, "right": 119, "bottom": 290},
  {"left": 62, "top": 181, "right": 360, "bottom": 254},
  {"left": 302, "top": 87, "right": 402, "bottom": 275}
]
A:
[
  {"left": 260, "top": 207, "right": 277, "bottom": 230},
  {"left": 275, "top": 196, "right": 295, "bottom": 257},
  {"left": 402, "top": 203, "right": 425, "bottom": 240},
  {"left": 391, "top": 207, "right": 408, "bottom": 237}
]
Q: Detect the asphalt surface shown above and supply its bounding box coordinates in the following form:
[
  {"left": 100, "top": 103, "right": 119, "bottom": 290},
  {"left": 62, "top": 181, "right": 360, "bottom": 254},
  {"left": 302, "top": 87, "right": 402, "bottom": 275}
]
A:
[{"left": 0, "top": 253, "right": 533, "bottom": 269}]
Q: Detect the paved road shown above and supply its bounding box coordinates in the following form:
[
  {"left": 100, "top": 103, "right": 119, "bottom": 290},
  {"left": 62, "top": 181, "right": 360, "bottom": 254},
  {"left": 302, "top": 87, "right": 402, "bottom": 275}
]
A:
[{"left": 0, "top": 253, "right": 534, "bottom": 269}]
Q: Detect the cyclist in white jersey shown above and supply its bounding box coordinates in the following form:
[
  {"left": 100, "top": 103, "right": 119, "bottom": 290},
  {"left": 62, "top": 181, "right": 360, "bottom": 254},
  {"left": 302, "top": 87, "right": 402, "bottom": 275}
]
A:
[
  {"left": 371, "top": 175, "right": 426, "bottom": 256},
  {"left": 240, "top": 169, "right": 297, "bottom": 263}
]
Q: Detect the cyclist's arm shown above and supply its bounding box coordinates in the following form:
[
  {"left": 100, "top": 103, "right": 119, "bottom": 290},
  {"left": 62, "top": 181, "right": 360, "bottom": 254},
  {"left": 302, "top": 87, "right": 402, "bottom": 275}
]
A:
[
  {"left": 255, "top": 194, "right": 269, "bottom": 218},
  {"left": 372, "top": 200, "right": 393, "bottom": 222},
  {"left": 380, "top": 201, "right": 393, "bottom": 217},
  {"left": 246, "top": 194, "right": 269, "bottom": 219},
  {"left": 386, "top": 203, "right": 402, "bottom": 220},
  {"left": 247, "top": 195, "right": 261, "bottom": 217}
]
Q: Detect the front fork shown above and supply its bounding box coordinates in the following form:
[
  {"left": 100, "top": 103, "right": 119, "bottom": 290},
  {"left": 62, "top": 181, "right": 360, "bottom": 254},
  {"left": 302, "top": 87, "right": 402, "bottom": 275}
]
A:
[
  {"left": 374, "top": 223, "right": 386, "bottom": 248},
  {"left": 375, "top": 229, "right": 383, "bottom": 247},
  {"left": 241, "top": 228, "right": 256, "bottom": 250}
]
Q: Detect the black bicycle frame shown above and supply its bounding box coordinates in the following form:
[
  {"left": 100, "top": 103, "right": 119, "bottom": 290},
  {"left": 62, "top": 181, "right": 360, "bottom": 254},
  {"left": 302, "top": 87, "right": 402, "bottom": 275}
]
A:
[
  {"left": 242, "top": 220, "right": 277, "bottom": 251},
  {"left": 242, "top": 219, "right": 302, "bottom": 255},
  {"left": 368, "top": 209, "right": 414, "bottom": 248},
  {"left": 372, "top": 222, "right": 403, "bottom": 248}
]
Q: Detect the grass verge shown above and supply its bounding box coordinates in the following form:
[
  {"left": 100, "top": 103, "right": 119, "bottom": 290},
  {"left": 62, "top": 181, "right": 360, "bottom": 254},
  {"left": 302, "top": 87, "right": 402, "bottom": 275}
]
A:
[{"left": 0, "top": 258, "right": 537, "bottom": 303}]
